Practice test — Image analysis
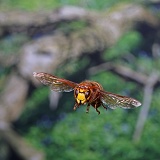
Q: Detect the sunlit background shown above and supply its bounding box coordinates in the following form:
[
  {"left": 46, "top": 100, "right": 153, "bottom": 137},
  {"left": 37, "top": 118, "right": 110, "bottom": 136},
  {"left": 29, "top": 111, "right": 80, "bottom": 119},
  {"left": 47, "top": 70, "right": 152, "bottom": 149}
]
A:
[{"left": 0, "top": 0, "right": 160, "bottom": 160}]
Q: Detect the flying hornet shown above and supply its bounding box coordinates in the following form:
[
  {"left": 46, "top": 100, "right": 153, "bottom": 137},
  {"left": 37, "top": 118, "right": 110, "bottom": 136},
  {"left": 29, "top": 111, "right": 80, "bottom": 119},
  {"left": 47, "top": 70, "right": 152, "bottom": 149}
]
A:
[{"left": 33, "top": 72, "right": 141, "bottom": 114}]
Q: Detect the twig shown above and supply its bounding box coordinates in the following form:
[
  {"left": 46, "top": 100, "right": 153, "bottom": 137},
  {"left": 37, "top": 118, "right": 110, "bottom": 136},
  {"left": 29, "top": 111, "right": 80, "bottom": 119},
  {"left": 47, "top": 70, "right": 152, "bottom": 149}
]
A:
[
  {"left": 132, "top": 72, "right": 159, "bottom": 142},
  {"left": 88, "top": 63, "right": 159, "bottom": 142},
  {"left": 88, "top": 62, "right": 152, "bottom": 85},
  {"left": 0, "top": 123, "right": 45, "bottom": 160}
]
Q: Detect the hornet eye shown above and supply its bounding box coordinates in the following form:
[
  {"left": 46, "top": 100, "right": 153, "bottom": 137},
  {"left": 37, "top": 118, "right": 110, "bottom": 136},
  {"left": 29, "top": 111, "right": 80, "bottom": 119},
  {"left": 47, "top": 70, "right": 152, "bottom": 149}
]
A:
[
  {"left": 75, "top": 89, "right": 79, "bottom": 96},
  {"left": 85, "top": 90, "right": 90, "bottom": 98}
]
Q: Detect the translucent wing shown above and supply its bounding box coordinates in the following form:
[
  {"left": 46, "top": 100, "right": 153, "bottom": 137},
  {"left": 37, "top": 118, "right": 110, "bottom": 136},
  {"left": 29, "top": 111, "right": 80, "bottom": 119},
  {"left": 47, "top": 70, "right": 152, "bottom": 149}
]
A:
[
  {"left": 33, "top": 72, "right": 77, "bottom": 92},
  {"left": 100, "top": 90, "right": 141, "bottom": 109}
]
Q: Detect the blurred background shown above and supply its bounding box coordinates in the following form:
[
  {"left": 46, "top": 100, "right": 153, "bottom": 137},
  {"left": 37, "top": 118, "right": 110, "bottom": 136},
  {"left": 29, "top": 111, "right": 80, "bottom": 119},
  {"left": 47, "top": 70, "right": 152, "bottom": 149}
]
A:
[{"left": 0, "top": 0, "right": 160, "bottom": 160}]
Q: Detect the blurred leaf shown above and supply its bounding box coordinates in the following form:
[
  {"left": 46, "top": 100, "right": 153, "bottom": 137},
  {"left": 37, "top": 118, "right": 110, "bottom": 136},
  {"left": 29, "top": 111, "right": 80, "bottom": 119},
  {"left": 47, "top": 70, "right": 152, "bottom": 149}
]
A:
[
  {"left": 0, "top": 35, "right": 28, "bottom": 55},
  {"left": 16, "top": 87, "right": 50, "bottom": 130},
  {"left": 103, "top": 31, "right": 142, "bottom": 60},
  {"left": 58, "top": 20, "right": 88, "bottom": 34},
  {"left": 90, "top": 71, "right": 138, "bottom": 98},
  {"left": 0, "top": 0, "right": 140, "bottom": 11},
  {"left": 136, "top": 57, "right": 154, "bottom": 74},
  {"left": 25, "top": 107, "right": 141, "bottom": 160},
  {"left": 55, "top": 57, "right": 90, "bottom": 77}
]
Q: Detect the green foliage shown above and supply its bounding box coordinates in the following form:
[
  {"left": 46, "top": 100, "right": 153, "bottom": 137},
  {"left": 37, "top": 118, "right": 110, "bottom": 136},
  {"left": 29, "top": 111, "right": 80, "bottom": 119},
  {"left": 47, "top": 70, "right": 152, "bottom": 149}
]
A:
[
  {"left": 55, "top": 57, "right": 90, "bottom": 77},
  {"left": 57, "top": 21, "right": 88, "bottom": 35},
  {"left": 103, "top": 31, "right": 142, "bottom": 60},
  {"left": 0, "top": 35, "right": 28, "bottom": 55},
  {"left": 136, "top": 57, "right": 154, "bottom": 74},
  {"left": 0, "top": 0, "right": 139, "bottom": 11},
  {"left": 25, "top": 108, "right": 133, "bottom": 160},
  {"left": 24, "top": 89, "right": 160, "bottom": 160},
  {"left": 17, "top": 87, "right": 50, "bottom": 131},
  {"left": 24, "top": 101, "right": 160, "bottom": 160},
  {"left": 136, "top": 55, "right": 160, "bottom": 74},
  {"left": 0, "top": 0, "right": 60, "bottom": 11},
  {"left": 91, "top": 72, "right": 138, "bottom": 98}
]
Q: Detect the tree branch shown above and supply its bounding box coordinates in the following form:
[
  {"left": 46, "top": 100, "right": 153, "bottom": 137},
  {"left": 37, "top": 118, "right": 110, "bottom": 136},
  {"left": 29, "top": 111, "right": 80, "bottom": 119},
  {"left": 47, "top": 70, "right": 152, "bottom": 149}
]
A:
[
  {"left": 132, "top": 72, "right": 159, "bottom": 142},
  {"left": 0, "top": 124, "right": 44, "bottom": 160},
  {"left": 88, "top": 62, "right": 160, "bottom": 86},
  {"left": 0, "top": 5, "right": 158, "bottom": 37}
]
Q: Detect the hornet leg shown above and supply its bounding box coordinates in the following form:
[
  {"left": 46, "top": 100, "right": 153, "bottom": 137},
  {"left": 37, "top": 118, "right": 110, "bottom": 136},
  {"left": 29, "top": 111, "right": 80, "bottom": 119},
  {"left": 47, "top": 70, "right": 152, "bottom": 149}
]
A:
[
  {"left": 102, "top": 103, "right": 107, "bottom": 111},
  {"left": 73, "top": 102, "right": 79, "bottom": 111},
  {"left": 95, "top": 107, "right": 100, "bottom": 115},
  {"left": 94, "top": 103, "right": 100, "bottom": 115},
  {"left": 86, "top": 104, "right": 90, "bottom": 113}
]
